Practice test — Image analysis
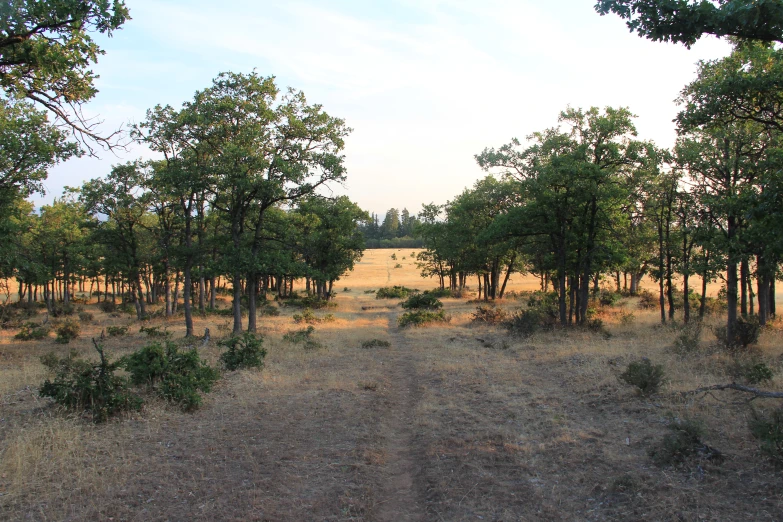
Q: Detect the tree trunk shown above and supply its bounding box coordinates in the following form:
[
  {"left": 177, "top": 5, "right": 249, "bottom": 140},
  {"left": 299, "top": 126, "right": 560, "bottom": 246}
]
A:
[
  {"left": 740, "top": 258, "right": 749, "bottom": 316},
  {"left": 247, "top": 272, "right": 257, "bottom": 333}
]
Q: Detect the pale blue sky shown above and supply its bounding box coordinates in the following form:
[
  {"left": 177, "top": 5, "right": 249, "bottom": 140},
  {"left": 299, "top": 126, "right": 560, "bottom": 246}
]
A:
[{"left": 37, "top": 0, "right": 732, "bottom": 216}]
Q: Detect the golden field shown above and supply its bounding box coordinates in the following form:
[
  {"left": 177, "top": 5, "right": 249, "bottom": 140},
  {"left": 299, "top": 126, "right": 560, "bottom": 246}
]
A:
[{"left": 1, "top": 249, "right": 782, "bottom": 521}]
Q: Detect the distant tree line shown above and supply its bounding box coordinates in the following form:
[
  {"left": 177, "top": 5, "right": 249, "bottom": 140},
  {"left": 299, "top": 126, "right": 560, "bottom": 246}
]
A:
[{"left": 359, "top": 207, "right": 424, "bottom": 248}]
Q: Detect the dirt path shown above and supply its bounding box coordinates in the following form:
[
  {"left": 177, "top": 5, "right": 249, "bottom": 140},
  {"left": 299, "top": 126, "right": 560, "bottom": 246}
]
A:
[{"left": 373, "top": 314, "right": 425, "bottom": 521}]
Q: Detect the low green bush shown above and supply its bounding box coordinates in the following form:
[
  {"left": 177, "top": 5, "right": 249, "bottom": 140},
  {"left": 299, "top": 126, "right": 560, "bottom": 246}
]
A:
[
  {"left": 15, "top": 322, "right": 49, "bottom": 341},
  {"left": 714, "top": 316, "right": 762, "bottom": 350},
  {"left": 140, "top": 325, "right": 171, "bottom": 338},
  {"left": 122, "top": 341, "right": 219, "bottom": 411},
  {"left": 400, "top": 292, "right": 442, "bottom": 310},
  {"left": 398, "top": 309, "right": 449, "bottom": 328},
  {"left": 471, "top": 305, "right": 508, "bottom": 325},
  {"left": 219, "top": 332, "right": 267, "bottom": 371},
  {"left": 376, "top": 286, "right": 417, "bottom": 299},
  {"left": 361, "top": 339, "right": 391, "bottom": 348},
  {"left": 50, "top": 303, "right": 75, "bottom": 317},
  {"left": 54, "top": 319, "right": 80, "bottom": 344},
  {"left": 727, "top": 359, "right": 775, "bottom": 385},
  {"left": 673, "top": 322, "right": 703, "bottom": 353},
  {"left": 649, "top": 418, "right": 714, "bottom": 466},
  {"left": 598, "top": 290, "right": 622, "bottom": 307},
  {"left": 293, "top": 308, "right": 335, "bottom": 324},
  {"left": 97, "top": 300, "right": 117, "bottom": 313},
  {"left": 749, "top": 408, "right": 783, "bottom": 465},
  {"left": 39, "top": 341, "right": 142, "bottom": 423},
  {"left": 278, "top": 292, "right": 335, "bottom": 309},
  {"left": 78, "top": 311, "right": 94, "bottom": 322},
  {"left": 283, "top": 325, "right": 321, "bottom": 350},
  {"left": 619, "top": 358, "right": 666, "bottom": 396},
  {"left": 106, "top": 325, "right": 129, "bottom": 337}
]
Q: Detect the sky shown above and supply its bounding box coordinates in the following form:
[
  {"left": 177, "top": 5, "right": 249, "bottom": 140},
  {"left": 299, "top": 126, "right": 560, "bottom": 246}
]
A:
[{"left": 35, "top": 0, "right": 733, "bottom": 217}]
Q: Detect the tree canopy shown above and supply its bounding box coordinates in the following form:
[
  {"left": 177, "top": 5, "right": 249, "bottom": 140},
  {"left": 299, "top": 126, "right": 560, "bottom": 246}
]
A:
[{"left": 595, "top": 0, "right": 783, "bottom": 46}]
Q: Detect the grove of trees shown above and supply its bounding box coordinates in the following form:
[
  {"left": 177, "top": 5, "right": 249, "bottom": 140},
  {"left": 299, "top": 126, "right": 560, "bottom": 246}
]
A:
[{"left": 417, "top": 38, "right": 783, "bottom": 343}]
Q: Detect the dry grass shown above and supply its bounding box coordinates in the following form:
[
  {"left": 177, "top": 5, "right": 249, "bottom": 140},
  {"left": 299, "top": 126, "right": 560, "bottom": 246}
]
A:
[{"left": 1, "top": 255, "right": 782, "bottom": 520}]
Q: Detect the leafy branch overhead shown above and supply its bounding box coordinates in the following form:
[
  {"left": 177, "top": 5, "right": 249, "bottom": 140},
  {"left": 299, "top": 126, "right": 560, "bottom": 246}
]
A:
[
  {"left": 0, "top": 0, "right": 131, "bottom": 153},
  {"left": 595, "top": 0, "right": 783, "bottom": 46}
]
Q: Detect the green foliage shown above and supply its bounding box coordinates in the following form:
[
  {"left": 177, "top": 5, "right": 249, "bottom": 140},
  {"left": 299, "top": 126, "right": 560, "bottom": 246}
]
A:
[
  {"left": 390, "top": 253, "right": 397, "bottom": 260},
  {"left": 673, "top": 322, "right": 703, "bottom": 354},
  {"left": 598, "top": 290, "right": 622, "bottom": 307},
  {"left": 15, "top": 321, "right": 49, "bottom": 341},
  {"left": 505, "top": 309, "right": 546, "bottom": 337},
  {"left": 398, "top": 309, "right": 449, "bottom": 328},
  {"left": 376, "top": 286, "right": 417, "bottom": 299},
  {"left": 394, "top": 263, "right": 403, "bottom": 268},
  {"left": 78, "top": 311, "right": 93, "bottom": 322},
  {"left": 39, "top": 341, "right": 142, "bottom": 423},
  {"left": 649, "top": 418, "right": 710, "bottom": 467},
  {"left": 361, "top": 339, "right": 391, "bottom": 349},
  {"left": 105, "top": 325, "right": 128, "bottom": 337},
  {"left": 122, "top": 341, "right": 219, "bottom": 411},
  {"left": 749, "top": 408, "right": 783, "bottom": 465},
  {"left": 714, "top": 316, "right": 762, "bottom": 349},
  {"left": 292, "top": 308, "right": 335, "bottom": 324},
  {"left": 426, "top": 287, "right": 456, "bottom": 298},
  {"left": 279, "top": 293, "right": 335, "bottom": 309},
  {"left": 219, "top": 333, "right": 267, "bottom": 371},
  {"left": 586, "top": 317, "right": 605, "bottom": 333},
  {"left": 400, "top": 292, "right": 443, "bottom": 310},
  {"left": 637, "top": 290, "right": 658, "bottom": 309},
  {"left": 727, "top": 359, "right": 775, "bottom": 385},
  {"left": 140, "top": 325, "right": 171, "bottom": 339},
  {"left": 620, "top": 358, "right": 666, "bottom": 396},
  {"left": 51, "top": 302, "right": 75, "bottom": 317},
  {"left": 595, "top": 0, "right": 783, "bottom": 47},
  {"left": 282, "top": 325, "right": 321, "bottom": 350},
  {"left": 54, "top": 318, "right": 80, "bottom": 344},
  {"left": 471, "top": 305, "right": 509, "bottom": 325},
  {"left": 97, "top": 300, "right": 117, "bottom": 313}
]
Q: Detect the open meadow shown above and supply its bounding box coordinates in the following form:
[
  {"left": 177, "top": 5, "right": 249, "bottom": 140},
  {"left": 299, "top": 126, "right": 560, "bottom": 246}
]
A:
[{"left": 1, "top": 249, "right": 782, "bottom": 521}]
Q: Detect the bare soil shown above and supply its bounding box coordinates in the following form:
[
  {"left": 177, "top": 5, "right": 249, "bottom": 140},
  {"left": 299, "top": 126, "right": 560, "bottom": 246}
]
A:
[{"left": 1, "top": 249, "right": 782, "bottom": 521}]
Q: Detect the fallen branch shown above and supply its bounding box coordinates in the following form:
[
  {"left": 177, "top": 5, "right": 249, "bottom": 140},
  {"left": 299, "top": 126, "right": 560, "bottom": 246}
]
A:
[{"left": 684, "top": 383, "right": 783, "bottom": 399}]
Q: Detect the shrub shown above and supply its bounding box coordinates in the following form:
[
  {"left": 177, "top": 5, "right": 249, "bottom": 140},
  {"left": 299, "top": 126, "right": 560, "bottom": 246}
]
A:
[
  {"left": 673, "top": 322, "right": 703, "bottom": 353},
  {"left": 505, "top": 309, "right": 545, "bottom": 337},
  {"left": 364, "top": 289, "right": 376, "bottom": 294},
  {"left": 122, "top": 341, "right": 219, "bottom": 411},
  {"left": 361, "top": 339, "right": 391, "bottom": 348},
  {"left": 78, "top": 311, "right": 94, "bottom": 322},
  {"left": 283, "top": 325, "right": 321, "bottom": 350},
  {"left": 140, "top": 325, "right": 171, "bottom": 338},
  {"left": 293, "top": 308, "right": 335, "bottom": 324},
  {"left": 106, "top": 325, "right": 129, "bottom": 337},
  {"left": 400, "top": 292, "right": 443, "bottom": 310},
  {"left": 586, "top": 317, "right": 605, "bottom": 333},
  {"left": 471, "top": 305, "right": 508, "bottom": 325},
  {"left": 97, "top": 300, "right": 117, "bottom": 313},
  {"left": 376, "top": 286, "right": 417, "bottom": 299},
  {"left": 398, "top": 309, "right": 449, "bottom": 328},
  {"left": 219, "top": 332, "right": 266, "bottom": 371},
  {"left": 426, "top": 287, "right": 454, "bottom": 298},
  {"left": 39, "top": 341, "right": 142, "bottom": 422},
  {"left": 649, "top": 418, "right": 712, "bottom": 466},
  {"left": 598, "top": 290, "right": 622, "bottom": 307},
  {"left": 727, "top": 359, "right": 775, "bottom": 385},
  {"left": 526, "top": 291, "right": 559, "bottom": 320},
  {"left": 714, "top": 316, "right": 762, "bottom": 349},
  {"left": 279, "top": 293, "right": 335, "bottom": 309},
  {"left": 15, "top": 322, "right": 49, "bottom": 341},
  {"left": 637, "top": 290, "right": 658, "bottom": 309},
  {"left": 390, "top": 253, "right": 397, "bottom": 260},
  {"left": 619, "top": 359, "right": 666, "bottom": 396},
  {"left": 620, "top": 311, "right": 636, "bottom": 325},
  {"left": 54, "top": 319, "right": 80, "bottom": 344},
  {"left": 50, "top": 303, "right": 75, "bottom": 317},
  {"left": 259, "top": 303, "right": 280, "bottom": 316},
  {"left": 394, "top": 263, "right": 403, "bottom": 269},
  {"left": 749, "top": 408, "right": 783, "bottom": 465}
]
